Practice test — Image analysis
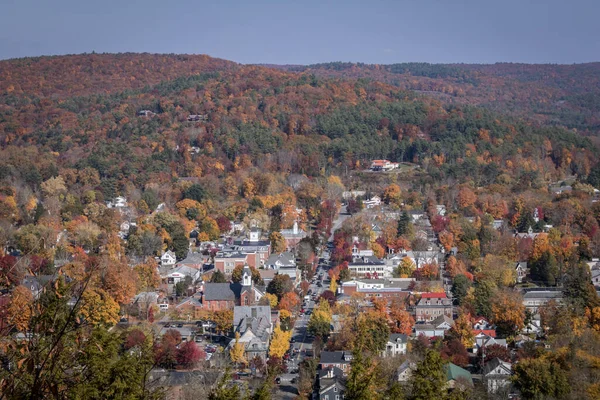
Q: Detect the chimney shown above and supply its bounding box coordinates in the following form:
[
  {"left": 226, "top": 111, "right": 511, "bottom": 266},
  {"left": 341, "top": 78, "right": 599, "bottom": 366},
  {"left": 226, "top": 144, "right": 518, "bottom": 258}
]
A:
[{"left": 293, "top": 221, "right": 298, "bottom": 235}]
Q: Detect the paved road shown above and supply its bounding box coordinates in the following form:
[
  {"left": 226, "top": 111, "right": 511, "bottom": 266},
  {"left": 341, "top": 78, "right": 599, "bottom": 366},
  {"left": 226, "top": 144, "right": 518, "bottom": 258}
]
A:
[{"left": 328, "top": 205, "right": 349, "bottom": 242}]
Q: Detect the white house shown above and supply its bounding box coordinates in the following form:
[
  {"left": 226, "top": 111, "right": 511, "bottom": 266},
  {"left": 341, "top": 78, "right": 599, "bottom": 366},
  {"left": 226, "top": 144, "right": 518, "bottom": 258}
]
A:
[
  {"left": 107, "top": 196, "right": 128, "bottom": 209},
  {"left": 414, "top": 315, "right": 453, "bottom": 338},
  {"left": 363, "top": 196, "right": 382, "bottom": 209},
  {"left": 161, "top": 251, "right": 177, "bottom": 267},
  {"left": 382, "top": 334, "right": 408, "bottom": 357},
  {"left": 483, "top": 358, "right": 512, "bottom": 394}
]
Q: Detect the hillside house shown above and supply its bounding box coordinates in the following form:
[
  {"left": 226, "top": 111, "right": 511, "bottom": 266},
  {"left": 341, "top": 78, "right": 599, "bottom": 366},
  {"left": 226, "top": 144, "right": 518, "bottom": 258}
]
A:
[{"left": 370, "top": 160, "right": 399, "bottom": 171}]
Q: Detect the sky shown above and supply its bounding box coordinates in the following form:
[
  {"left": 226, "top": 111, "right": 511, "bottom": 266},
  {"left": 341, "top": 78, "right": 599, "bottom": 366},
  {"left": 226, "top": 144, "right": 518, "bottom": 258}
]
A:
[{"left": 1, "top": 0, "right": 599, "bottom": 64}]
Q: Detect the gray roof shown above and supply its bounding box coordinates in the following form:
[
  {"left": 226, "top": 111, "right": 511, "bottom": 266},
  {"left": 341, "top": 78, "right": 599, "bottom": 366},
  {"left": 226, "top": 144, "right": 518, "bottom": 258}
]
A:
[
  {"left": 522, "top": 289, "right": 563, "bottom": 300},
  {"left": 203, "top": 283, "right": 241, "bottom": 301},
  {"left": 388, "top": 333, "right": 408, "bottom": 343},
  {"left": 349, "top": 256, "right": 385, "bottom": 266},
  {"left": 233, "top": 305, "right": 272, "bottom": 340},
  {"left": 320, "top": 351, "right": 353, "bottom": 364},
  {"left": 178, "top": 252, "right": 205, "bottom": 265},
  {"left": 265, "top": 252, "right": 296, "bottom": 267},
  {"left": 482, "top": 358, "right": 512, "bottom": 376}
]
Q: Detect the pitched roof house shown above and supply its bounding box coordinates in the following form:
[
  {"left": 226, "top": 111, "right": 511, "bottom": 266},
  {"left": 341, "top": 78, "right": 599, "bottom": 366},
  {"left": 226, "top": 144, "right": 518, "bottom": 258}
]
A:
[
  {"left": 320, "top": 351, "right": 353, "bottom": 375},
  {"left": 382, "top": 334, "right": 408, "bottom": 357},
  {"left": 318, "top": 367, "right": 346, "bottom": 400},
  {"left": 231, "top": 305, "right": 273, "bottom": 361},
  {"left": 414, "top": 314, "right": 453, "bottom": 338},
  {"left": 482, "top": 358, "right": 512, "bottom": 394}
]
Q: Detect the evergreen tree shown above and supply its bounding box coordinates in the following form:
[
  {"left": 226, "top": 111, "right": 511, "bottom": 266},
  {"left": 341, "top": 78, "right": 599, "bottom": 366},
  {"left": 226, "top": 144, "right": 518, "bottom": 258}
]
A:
[
  {"left": 397, "top": 211, "right": 410, "bottom": 236},
  {"left": 408, "top": 349, "right": 447, "bottom": 400}
]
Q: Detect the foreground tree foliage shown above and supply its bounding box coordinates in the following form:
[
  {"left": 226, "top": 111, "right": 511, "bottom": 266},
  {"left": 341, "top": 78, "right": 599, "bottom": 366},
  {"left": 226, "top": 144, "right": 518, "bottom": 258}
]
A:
[{"left": 0, "top": 274, "right": 163, "bottom": 399}]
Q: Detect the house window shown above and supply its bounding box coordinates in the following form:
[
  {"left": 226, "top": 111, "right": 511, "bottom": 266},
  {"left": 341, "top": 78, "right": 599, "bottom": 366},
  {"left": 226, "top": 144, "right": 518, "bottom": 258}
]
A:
[{"left": 334, "top": 388, "right": 337, "bottom": 392}]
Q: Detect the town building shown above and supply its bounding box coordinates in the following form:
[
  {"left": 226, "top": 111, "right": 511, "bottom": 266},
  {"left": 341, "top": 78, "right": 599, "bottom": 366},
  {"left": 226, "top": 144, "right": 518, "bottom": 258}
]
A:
[{"left": 415, "top": 292, "right": 452, "bottom": 322}]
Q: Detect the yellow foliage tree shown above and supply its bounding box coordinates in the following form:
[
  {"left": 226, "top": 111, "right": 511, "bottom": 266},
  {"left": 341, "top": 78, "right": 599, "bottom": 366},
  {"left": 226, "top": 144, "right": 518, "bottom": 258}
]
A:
[
  {"left": 80, "top": 288, "right": 120, "bottom": 326},
  {"left": 7, "top": 285, "right": 33, "bottom": 331},
  {"left": 269, "top": 325, "right": 293, "bottom": 358},
  {"left": 263, "top": 293, "right": 278, "bottom": 308},
  {"left": 448, "top": 312, "right": 475, "bottom": 349},
  {"left": 229, "top": 332, "right": 247, "bottom": 366},
  {"left": 329, "top": 279, "right": 338, "bottom": 294},
  {"left": 396, "top": 257, "right": 416, "bottom": 278}
]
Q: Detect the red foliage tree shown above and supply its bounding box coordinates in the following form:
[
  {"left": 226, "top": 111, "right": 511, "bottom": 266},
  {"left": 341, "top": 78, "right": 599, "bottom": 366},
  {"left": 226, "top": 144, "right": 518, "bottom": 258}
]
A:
[
  {"left": 215, "top": 216, "right": 232, "bottom": 234},
  {"left": 441, "top": 339, "right": 470, "bottom": 367},
  {"left": 176, "top": 341, "right": 205, "bottom": 368},
  {"left": 318, "top": 290, "right": 336, "bottom": 306},
  {"left": 479, "top": 344, "right": 511, "bottom": 363},
  {"left": 124, "top": 329, "right": 146, "bottom": 350}
]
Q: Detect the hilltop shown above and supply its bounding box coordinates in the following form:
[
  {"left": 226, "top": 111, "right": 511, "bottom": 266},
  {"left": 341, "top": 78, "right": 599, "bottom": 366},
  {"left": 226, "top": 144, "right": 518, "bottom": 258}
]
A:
[{"left": 273, "top": 61, "right": 600, "bottom": 137}]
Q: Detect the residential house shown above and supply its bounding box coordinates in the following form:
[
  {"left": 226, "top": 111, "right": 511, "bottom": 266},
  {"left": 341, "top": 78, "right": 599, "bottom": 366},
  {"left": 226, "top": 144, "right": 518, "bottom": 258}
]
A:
[
  {"left": 472, "top": 316, "right": 494, "bottom": 331},
  {"left": 407, "top": 210, "right": 425, "bottom": 222},
  {"left": 415, "top": 292, "right": 452, "bottom": 322},
  {"left": 397, "top": 360, "right": 416, "bottom": 382},
  {"left": 522, "top": 288, "right": 563, "bottom": 313},
  {"left": 21, "top": 276, "right": 43, "bottom": 299},
  {"left": 370, "top": 159, "right": 399, "bottom": 171},
  {"left": 107, "top": 196, "right": 127, "bottom": 209},
  {"left": 515, "top": 226, "right": 543, "bottom": 240},
  {"left": 436, "top": 205, "right": 447, "bottom": 216},
  {"left": 231, "top": 305, "right": 273, "bottom": 361},
  {"left": 592, "top": 268, "right": 600, "bottom": 287},
  {"left": 318, "top": 367, "right": 346, "bottom": 400},
  {"left": 320, "top": 351, "right": 353, "bottom": 375},
  {"left": 414, "top": 315, "right": 453, "bottom": 338},
  {"left": 363, "top": 196, "right": 381, "bottom": 209},
  {"left": 482, "top": 358, "right": 512, "bottom": 394},
  {"left": 161, "top": 251, "right": 177, "bottom": 267},
  {"left": 280, "top": 222, "right": 307, "bottom": 251},
  {"left": 382, "top": 334, "right": 408, "bottom": 357},
  {"left": 492, "top": 219, "right": 505, "bottom": 230},
  {"left": 515, "top": 262, "right": 528, "bottom": 284},
  {"left": 348, "top": 256, "right": 387, "bottom": 278},
  {"left": 474, "top": 334, "right": 508, "bottom": 354},
  {"left": 445, "top": 363, "right": 474, "bottom": 389},
  {"left": 265, "top": 252, "right": 299, "bottom": 285}
]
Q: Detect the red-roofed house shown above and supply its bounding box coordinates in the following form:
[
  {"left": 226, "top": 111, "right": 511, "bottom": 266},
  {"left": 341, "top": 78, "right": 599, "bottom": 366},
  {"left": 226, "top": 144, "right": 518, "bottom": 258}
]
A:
[
  {"left": 370, "top": 160, "right": 399, "bottom": 171},
  {"left": 415, "top": 292, "right": 452, "bottom": 322}
]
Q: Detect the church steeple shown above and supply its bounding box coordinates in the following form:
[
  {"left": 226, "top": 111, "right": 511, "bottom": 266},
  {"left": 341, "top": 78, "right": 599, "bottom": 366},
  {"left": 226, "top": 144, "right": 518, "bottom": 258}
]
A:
[{"left": 242, "top": 266, "right": 252, "bottom": 287}]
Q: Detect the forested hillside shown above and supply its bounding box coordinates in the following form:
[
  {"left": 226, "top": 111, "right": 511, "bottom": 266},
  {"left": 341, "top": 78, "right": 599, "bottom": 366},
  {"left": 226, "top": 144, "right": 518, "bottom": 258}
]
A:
[
  {"left": 0, "top": 53, "right": 596, "bottom": 199},
  {"left": 275, "top": 62, "right": 600, "bottom": 137},
  {"left": 2, "top": 53, "right": 600, "bottom": 399}
]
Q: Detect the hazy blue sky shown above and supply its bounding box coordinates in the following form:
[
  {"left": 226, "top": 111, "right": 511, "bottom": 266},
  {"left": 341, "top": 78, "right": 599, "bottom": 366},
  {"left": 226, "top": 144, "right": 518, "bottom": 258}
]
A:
[{"left": 1, "top": 0, "right": 598, "bottom": 64}]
